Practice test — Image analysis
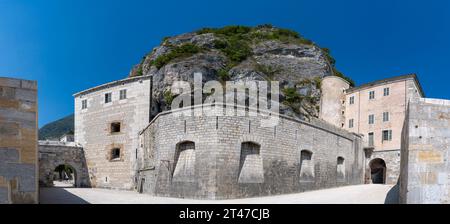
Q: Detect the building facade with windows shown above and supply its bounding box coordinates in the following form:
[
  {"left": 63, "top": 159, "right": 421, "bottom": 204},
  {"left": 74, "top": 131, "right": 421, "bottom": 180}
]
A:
[
  {"left": 73, "top": 75, "right": 151, "bottom": 189},
  {"left": 320, "top": 74, "right": 424, "bottom": 185},
  {"left": 72, "top": 74, "right": 365, "bottom": 198},
  {"left": 71, "top": 72, "right": 426, "bottom": 198}
]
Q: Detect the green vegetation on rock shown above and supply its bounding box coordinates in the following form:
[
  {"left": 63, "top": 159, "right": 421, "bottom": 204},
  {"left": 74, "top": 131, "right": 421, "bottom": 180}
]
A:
[
  {"left": 152, "top": 43, "right": 202, "bottom": 69},
  {"left": 217, "top": 68, "right": 231, "bottom": 82},
  {"left": 333, "top": 68, "right": 355, "bottom": 87},
  {"left": 197, "top": 25, "right": 314, "bottom": 64},
  {"left": 254, "top": 63, "right": 282, "bottom": 81},
  {"left": 163, "top": 89, "right": 175, "bottom": 106},
  {"left": 128, "top": 24, "right": 357, "bottom": 119}
]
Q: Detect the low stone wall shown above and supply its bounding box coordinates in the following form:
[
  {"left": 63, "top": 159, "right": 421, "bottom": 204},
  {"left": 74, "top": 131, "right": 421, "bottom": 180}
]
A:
[
  {"left": 400, "top": 98, "right": 450, "bottom": 204},
  {"left": 137, "top": 106, "right": 365, "bottom": 199},
  {"left": 38, "top": 141, "right": 90, "bottom": 187},
  {"left": 0, "top": 77, "right": 38, "bottom": 204}
]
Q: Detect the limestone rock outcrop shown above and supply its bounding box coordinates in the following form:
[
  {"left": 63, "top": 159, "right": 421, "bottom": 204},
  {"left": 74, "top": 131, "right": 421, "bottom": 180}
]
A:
[{"left": 129, "top": 25, "right": 351, "bottom": 120}]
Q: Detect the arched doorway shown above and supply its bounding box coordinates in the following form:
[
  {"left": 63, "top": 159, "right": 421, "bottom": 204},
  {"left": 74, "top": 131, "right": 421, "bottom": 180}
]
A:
[
  {"left": 53, "top": 164, "right": 76, "bottom": 187},
  {"left": 369, "top": 158, "right": 386, "bottom": 184}
]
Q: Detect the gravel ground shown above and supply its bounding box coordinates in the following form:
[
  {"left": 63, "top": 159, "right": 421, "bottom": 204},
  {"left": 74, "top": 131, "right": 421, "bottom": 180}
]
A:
[{"left": 39, "top": 184, "right": 398, "bottom": 204}]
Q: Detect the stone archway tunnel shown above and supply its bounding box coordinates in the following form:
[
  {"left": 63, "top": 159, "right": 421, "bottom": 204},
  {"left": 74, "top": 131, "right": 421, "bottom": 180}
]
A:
[{"left": 38, "top": 141, "right": 90, "bottom": 188}]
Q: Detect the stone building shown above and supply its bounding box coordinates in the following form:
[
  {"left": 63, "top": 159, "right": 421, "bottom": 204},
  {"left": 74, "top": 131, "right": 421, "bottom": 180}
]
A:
[
  {"left": 320, "top": 74, "right": 424, "bottom": 185},
  {"left": 73, "top": 75, "right": 151, "bottom": 189},
  {"left": 0, "top": 77, "right": 38, "bottom": 204},
  {"left": 137, "top": 105, "right": 364, "bottom": 199},
  {"left": 72, "top": 73, "right": 366, "bottom": 197},
  {"left": 72, "top": 71, "right": 450, "bottom": 202},
  {"left": 59, "top": 133, "right": 74, "bottom": 142},
  {"left": 399, "top": 98, "right": 450, "bottom": 204}
]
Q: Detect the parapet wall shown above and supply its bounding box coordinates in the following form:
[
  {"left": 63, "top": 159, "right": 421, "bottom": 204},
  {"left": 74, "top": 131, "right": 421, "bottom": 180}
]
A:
[
  {"left": 0, "top": 77, "right": 38, "bottom": 204},
  {"left": 137, "top": 106, "right": 365, "bottom": 199},
  {"left": 400, "top": 98, "right": 450, "bottom": 204}
]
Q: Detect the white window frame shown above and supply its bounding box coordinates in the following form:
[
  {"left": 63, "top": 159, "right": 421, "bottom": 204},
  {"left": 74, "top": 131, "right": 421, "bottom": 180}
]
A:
[
  {"left": 383, "top": 112, "right": 389, "bottom": 122},
  {"left": 120, "top": 89, "right": 127, "bottom": 100},
  {"left": 369, "top": 91, "right": 375, "bottom": 100},
  {"left": 382, "top": 130, "right": 392, "bottom": 142},
  {"left": 383, "top": 87, "right": 390, "bottom": 96},
  {"left": 81, "top": 99, "right": 87, "bottom": 109},
  {"left": 368, "top": 114, "right": 375, "bottom": 124},
  {"left": 349, "top": 96, "right": 355, "bottom": 105},
  {"left": 105, "top": 92, "right": 112, "bottom": 104}
]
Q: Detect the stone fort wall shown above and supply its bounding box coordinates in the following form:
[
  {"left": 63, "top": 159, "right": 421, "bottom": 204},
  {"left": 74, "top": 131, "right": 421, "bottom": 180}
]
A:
[
  {"left": 38, "top": 141, "right": 90, "bottom": 188},
  {"left": 0, "top": 77, "right": 38, "bottom": 204},
  {"left": 400, "top": 98, "right": 450, "bottom": 204},
  {"left": 137, "top": 105, "right": 365, "bottom": 199}
]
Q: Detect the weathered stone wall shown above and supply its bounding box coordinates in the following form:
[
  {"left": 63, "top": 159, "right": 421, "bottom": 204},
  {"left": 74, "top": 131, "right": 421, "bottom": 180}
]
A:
[
  {"left": 74, "top": 76, "right": 151, "bottom": 190},
  {"left": 400, "top": 98, "right": 450, "bottom": 204},
  {"left": 38, "top": 141, "right": 90, "bottom": 187},
  {"left": 368, "top": 150, "right": 401, "bottom": 184},
  {"left": 319, "top": 76, "right": 349, "bottom": 128},
  {"left": 0, "top": 77, "right": 38, "bottom": 204},
  {"left": 137, "top": 106, "right": 364, "bottom": 199}
]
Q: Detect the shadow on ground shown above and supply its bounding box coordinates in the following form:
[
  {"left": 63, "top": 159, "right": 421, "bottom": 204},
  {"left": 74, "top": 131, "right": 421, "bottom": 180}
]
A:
[
  {"left": 384, "top": 183, "right": 399, "bottom": 204},
  {"left": 40, "top": 188, "right": 89, "bottom": 204}
]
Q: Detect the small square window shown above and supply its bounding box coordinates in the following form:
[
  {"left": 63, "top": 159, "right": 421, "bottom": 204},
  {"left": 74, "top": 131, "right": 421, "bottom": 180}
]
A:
[
  {"left": 384, "top": 87, "right": 390, "bottom": 96},
  {"left": 81, "top": 99, "right": 87, "bottom": 109},
  {"left": 111, "top": 148, "right": 121, "bottom": 160},
  {"left": 111, "top": 122, "right": 121, "bottom": 133},
  {"left": 105, "top": 93, "right": 112, "bottom": 103},
  {"left": 120, "top": 89, "right": 127, "bottom": 100}
]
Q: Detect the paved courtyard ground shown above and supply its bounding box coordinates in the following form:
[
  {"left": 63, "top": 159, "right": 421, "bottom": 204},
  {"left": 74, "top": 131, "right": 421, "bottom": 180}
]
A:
[{"left": 40, "top": 184, "right": 398, "bottom": 204}]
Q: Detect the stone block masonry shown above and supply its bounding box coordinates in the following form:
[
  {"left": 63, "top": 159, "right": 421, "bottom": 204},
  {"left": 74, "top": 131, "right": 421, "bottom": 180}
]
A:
[
  {"left": 0, "top": 77, "right": 38, "bottom": 204},
  {"left": 137, "top": 106, "right": 365, "bottom": 199},
  {"left": 74, "top": 76, "right": 151, "bottom": 190},
  {"left": 38, "top": 141, "right": 90, "bottom": 188},
  {"left": 400, "top": 98, "right": 450, "bottom": 204}
]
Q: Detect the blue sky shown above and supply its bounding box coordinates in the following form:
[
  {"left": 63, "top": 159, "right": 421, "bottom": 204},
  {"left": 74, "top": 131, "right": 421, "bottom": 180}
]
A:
[{"left": 1, "top": 0, "right": 449, "bottom": 127}]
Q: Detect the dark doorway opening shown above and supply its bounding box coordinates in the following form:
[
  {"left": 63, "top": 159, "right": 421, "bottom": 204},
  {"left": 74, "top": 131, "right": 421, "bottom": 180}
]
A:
[
  {"left": 139, "top": 178, "right": 145, "bottom": 193},
  {"left": 369, "top": 158, "right": 386, "bottom": 184},
  {"left": 53, "top": 164, "right": 76, "bottom": 187}
]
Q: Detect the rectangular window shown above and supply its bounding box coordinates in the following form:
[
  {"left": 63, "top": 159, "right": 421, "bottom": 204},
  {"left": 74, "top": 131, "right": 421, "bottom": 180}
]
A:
[
  {"left": 111, "top": 148, "right": 121, "bottom": 161},
  {"left": 110, "top": 122, "right": 121, "bottom": 133},
  {"left": 383, "top": 112, "right": 390, "bottom": 122},
  {"left": 81, "top": 99, "right": 87, "bottom": 109},
  {"left": 349, "top": 96, "right": 355, "bottom": 105},
  {"left": 120, "top": 89, "right": 127, "bottom": 100},
  {"left": 368, "top": 132, "right": 374, "bottom": 147},
  {"left": 105, "top": 93, "right": 112, "bottom": 103},
  {"left": 349, "top": 119, "right": 354, "bottom": 128},
  {"left": 368, "top": 114, "right": 374, "bottom": 124},
  {"left": 384, "top": 87, "right": 390, "bottom": 96},
  {"left": 382, "top": 130, "right": 392, "bottom": 141},
  {"left": 369, "top": 91, "right": 375, "bottom": 100}
]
